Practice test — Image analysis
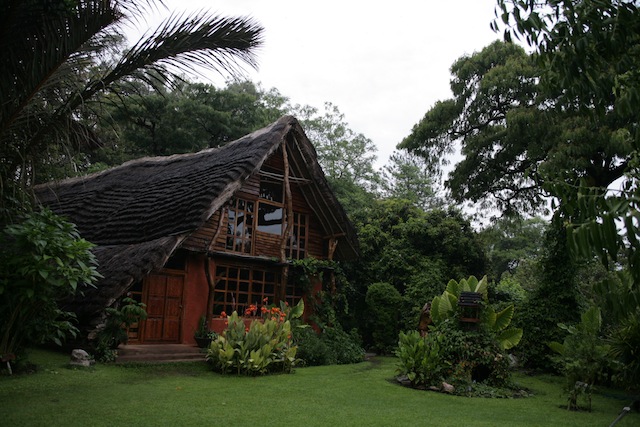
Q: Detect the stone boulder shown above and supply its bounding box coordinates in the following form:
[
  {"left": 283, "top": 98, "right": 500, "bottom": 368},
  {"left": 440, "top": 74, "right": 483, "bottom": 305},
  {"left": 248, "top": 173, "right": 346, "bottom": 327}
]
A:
[{"left": 69, "top": 349, "right": 94, "bottom": 367}]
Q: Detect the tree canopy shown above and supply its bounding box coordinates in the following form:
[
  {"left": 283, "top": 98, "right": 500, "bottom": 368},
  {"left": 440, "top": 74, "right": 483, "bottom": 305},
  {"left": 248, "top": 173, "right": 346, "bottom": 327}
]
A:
[
  {"left": 0, "top": 0, "right": 263, "bottom": 215},
  {"left": 399, "top": 40, "right": 632, "bottom": 216}
]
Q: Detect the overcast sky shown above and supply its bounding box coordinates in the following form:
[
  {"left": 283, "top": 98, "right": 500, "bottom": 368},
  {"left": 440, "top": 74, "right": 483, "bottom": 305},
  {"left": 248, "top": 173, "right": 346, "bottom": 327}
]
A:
[{"left": 137, "top": 0, "right": 502, "bottom": 168}]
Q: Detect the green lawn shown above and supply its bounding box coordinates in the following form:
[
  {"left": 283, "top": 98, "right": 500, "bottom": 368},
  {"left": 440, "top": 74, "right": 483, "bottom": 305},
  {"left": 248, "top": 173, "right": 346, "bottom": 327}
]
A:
[{"left": 0, "top": 349, "right": 637, "bottom": 426}]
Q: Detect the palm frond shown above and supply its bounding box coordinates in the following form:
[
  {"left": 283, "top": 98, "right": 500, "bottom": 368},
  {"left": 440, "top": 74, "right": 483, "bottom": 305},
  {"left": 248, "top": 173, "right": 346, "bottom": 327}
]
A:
[{"left": 89, "top": 11, "right": 264, "bottom": 97}]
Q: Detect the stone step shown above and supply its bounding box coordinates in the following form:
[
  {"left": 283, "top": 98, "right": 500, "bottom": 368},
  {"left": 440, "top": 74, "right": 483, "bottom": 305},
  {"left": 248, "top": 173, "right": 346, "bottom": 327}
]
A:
[{"left": 116, "top": 344, "right": 207, "bottom": 364}]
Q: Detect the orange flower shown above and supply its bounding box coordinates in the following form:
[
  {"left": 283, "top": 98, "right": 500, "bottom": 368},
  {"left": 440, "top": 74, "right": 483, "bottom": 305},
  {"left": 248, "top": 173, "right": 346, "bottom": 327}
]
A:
[
  {"left": 261, "top": 306, "right": 268, "bottom": 314},
  {"left": 220, "top": 311, "right": 227, "bottom": 318}
]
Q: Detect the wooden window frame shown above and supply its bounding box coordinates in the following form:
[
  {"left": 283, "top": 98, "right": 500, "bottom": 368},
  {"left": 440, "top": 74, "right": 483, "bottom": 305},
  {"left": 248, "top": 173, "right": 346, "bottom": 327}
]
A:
[
  {"left": 286, "top": 212, "right": 308, "bottom": 259},
  {"left": 213, "top": 265, "right": 282, "bottom": 316},
  {"left": 225, "top": 198, "right": 254, "bottom": 254}
]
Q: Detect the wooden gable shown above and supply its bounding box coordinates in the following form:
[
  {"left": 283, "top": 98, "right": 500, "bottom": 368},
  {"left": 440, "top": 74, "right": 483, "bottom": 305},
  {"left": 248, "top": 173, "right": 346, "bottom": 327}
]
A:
[{"left": 182, "top": 146, "right": 326, "bottom": 260}]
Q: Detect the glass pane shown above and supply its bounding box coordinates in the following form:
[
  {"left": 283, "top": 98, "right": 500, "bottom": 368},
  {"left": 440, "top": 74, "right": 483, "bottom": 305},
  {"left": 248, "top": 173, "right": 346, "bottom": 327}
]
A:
[
  {"left": 264, "top": 283, "right": 274, "bottom": 295},
  {"left": 258, "top": 203, "right": 283, "bottom": 234},
  {"left": 253, "top": 270, "right": 263, "bottom": 282},
  {"left": 239, "top": 281, "right": 249, "bottom": 292},
  {"left": 260, "top": 181, "right": 283, "bottom": 203}
]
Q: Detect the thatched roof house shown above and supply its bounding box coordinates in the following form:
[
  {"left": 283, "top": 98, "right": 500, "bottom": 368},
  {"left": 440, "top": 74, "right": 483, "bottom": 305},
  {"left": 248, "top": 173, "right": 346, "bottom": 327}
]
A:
[{"left": 35, "top": 116, "right": 358, "bottom": 344}]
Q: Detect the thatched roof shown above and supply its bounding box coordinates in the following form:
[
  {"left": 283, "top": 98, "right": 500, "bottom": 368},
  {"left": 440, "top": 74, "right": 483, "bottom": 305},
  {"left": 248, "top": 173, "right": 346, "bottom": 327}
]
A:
[{"left": 34, "top": 116, "right": 358, "bottom": 322}]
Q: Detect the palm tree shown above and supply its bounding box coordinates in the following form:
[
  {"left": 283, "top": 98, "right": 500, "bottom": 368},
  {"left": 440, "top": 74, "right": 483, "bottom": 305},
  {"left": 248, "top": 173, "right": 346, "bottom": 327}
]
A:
[{"left": 0, "top": 0, "right": 263, "bottom": 209}]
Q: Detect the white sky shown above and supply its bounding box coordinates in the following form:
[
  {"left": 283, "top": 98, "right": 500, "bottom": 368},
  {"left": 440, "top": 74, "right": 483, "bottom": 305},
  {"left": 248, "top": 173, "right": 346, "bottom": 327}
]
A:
[{"left": 136, "top": 0, "right": 502, "bottom": 168}]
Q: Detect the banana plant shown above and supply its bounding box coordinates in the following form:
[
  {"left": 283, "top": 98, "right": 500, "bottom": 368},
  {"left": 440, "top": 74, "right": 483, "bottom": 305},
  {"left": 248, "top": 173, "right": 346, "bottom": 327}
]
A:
[
  {"left": 430, "top": 275, "right": 522, "bottom": 350},
  {"left": 430, "top": 275, "right": 489, "bottom": 323},
  {"left": 485, "top": 304, "right": 523, "bottom": 350}
]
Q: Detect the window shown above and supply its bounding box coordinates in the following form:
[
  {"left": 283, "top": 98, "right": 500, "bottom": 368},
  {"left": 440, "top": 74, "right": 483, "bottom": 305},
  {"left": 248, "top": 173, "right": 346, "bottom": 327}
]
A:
[
  {"left": 285, "top": 273, "right": 305, "bottom": 308},
  {"left": 286, "top": 213, "right": 308, "bottom": 259},
  {"left": 226, "top": 199, "right": 254, "bottom": 253},
  {"left": 213, "top": 266, "right": 281, "bottom": 316},
  {"left": 259, "top": 180, "right": 283, "bottom": 203},
  {"left": 257, "top": 202, "right": 283, "bottom": 234}
]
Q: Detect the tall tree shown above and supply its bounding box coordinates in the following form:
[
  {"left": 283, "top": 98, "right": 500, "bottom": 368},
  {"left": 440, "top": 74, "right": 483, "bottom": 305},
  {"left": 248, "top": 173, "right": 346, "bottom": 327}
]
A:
[
  {"left": 0, "top": 0, "right": 263, "bottom": 214},
  {"left": 288, "top": 102, "right": 381, "bottom": 221},
  {"left": 88, "top": 79, "right": 282, "bottom": 171},
  {"left": 479, "top": 216, "right": 547, "bottom": 282},
  {"left": 293, "top": 102, "right": 381, "bottom": 194},
  {"left": 399, "top": 40, "right": 632, "bottom": 216},
  {"left": 492, "top": 0, "right": 640, "bottom": 380},
  {"left": 381, "top": 149, "right": 443, "bottom": 210}
]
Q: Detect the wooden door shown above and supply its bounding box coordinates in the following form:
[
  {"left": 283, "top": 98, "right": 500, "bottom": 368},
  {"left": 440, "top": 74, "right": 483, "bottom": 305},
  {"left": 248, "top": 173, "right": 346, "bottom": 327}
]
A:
[{"left": 142, "top": 273, "right": 184, "bottom": 343}]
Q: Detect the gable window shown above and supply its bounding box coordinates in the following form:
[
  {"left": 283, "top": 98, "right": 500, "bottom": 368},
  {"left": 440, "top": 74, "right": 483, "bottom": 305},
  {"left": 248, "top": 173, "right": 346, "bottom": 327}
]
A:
[
  {"left": 257, "top": 202, "right": 283, "bottom": 234},
  {"left": 286, "top": 213, "right": 308, "bottom": 259},
  {"left": 226, "top": 198, "right": 254, "bottom": 253},
  {"left": 259, "top": 180, "right": 283, "bottom": 203}
]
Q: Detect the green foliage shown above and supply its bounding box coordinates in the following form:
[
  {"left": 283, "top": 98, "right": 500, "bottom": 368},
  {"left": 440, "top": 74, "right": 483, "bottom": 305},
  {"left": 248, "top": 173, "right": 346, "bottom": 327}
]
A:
[
  {"left": 296, "top": 326, "right": 365, "bottom": 366},
  {"left": 608, "top": 309, "right": 640, "bottom": 389},
  {"left": 492, "top": 276, "right": 527, "bottom": 305},
  {"left": 91, "top": 80, "right": 281, "bottom": 170},
  {"left": 206, "top": 303, "right": 303, "bottom": 375},
  {"left": 1, "top": 0, "right": 263, "bottom": 204},
  {"left": 0, "top": 209, "right": 100, "bottom": 367},
  {"left": 293, "top": 102, "right": 381, "bottom": 194},
  {"left": 513, "top": 215, "right": 582, "bottom": 370},
  {"left": 396, "top": 320, "right": 514, "bottom": 394},
  {"left": 548, "top": 307, "right": 613, "bottom": 411},
  {"left": 395, "top": 330, "right": 443, "bottom": 386},
  {"left": 429, "top": 275, "right": 523, "bottom": 351},
  {"left": 358, "top": 201, "right": 487, "bottom": 290},
  {"left": 365, "top": 283, "right": 403, "bottom": 354},
  {"left": 480, "top": 216, "right": 547, "bottom": 282},
  {"left": 94, "top": 297, "right": 147, "bottom": 363},
  {"left": 381, "top": 149, "right": 443, "bottom": 211},
  {"left": 431, "top": 275, "right": 488, "bottom": 323}
]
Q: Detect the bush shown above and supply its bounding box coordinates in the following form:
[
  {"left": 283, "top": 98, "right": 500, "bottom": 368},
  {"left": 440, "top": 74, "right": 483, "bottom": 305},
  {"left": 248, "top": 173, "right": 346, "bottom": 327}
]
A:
[
  {"left": 206, "top": 308, "right": 298, "bottom": 375},
  {"left": 395, "top": 321, "right": 512, "bottom": 394},
  {"left": 396, "top": 330, "right": 443, "bottom": 386},
  {"left": 295, "top": 325, "right": 365, "bottom": 366},
  {"left": 322, "top": 326, "right": 365, "bottom": 364},
  {"left": 0, "top": 209, "right": 100, "bottom": 371},
  {"left": 295, "top": 327, "right": 332, "bottom": 366},
  {"left": 365, "top": 282, "right": 403, "bottom": 354}
]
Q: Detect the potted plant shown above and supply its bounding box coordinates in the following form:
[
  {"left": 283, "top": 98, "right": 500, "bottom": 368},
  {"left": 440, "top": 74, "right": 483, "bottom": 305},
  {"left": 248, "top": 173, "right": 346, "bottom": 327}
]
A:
[{"left": 194, "top": 315, "right": 215, "bottom": 348}]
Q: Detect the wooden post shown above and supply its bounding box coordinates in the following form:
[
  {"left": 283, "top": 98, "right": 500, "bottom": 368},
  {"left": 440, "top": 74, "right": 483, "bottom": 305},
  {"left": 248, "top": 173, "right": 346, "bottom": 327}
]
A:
[
  {"left": 279, "top": 139, "right": 294, "bottom": 302},
  {"left": 204, "top": 209, "right": 226, "bottom": 322}
]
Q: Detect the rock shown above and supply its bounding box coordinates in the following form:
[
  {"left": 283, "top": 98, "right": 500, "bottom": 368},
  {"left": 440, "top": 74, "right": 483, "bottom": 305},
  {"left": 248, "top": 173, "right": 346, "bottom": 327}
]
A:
[
  {"left": 70, "top": 349, "right": 93, "bottom": 367},
  {"left": 442, "top": 382, "right": 455, "bottom": 393},
  {"left": 396, "top": 375, "right": 412, "bottom": 387}
]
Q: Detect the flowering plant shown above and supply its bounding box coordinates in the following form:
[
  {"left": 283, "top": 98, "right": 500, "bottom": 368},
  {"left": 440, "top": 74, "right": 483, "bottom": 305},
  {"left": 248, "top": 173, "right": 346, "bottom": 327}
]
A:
[{"left": 206, "top": 299, "right": 304, "bottom": 375}]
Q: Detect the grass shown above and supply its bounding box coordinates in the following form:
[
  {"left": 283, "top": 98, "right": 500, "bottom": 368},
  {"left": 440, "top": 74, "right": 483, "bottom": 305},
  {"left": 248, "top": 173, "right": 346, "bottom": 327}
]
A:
[{"left": 1, "top": 349, "right": 638, "bottom": 427}]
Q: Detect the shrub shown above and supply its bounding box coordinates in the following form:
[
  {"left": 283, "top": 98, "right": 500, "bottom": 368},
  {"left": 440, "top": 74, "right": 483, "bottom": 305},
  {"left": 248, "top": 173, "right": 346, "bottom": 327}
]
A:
[
  {"left": 295, "top": 327, "right": 332, "bottom": 366},
  {"left": 94, "top": 297, "right": 147, "bottom": 363},
  {"left": 322, "top": 326, "right": 365, "bottom": 364},
  {"left": 365, "top": 282, "right": 403, "bottom": 354},
  {"left": 295, "top": 325, "right": 365, "bottom": 366},
  {"left": 206, "top": 301, "right": 304, "bottom": 375},
  {"left": 206, "top": 310, "right": 298, "bottom": 375},
  {"left": 396, "top": 330, "right": 443, "bottom": 386},
  {"left": 0, "top": 209, "right": 100, "bottom": 372},
  {"left": 548, "top": 306, "right": 614, "bottom": 411}
]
